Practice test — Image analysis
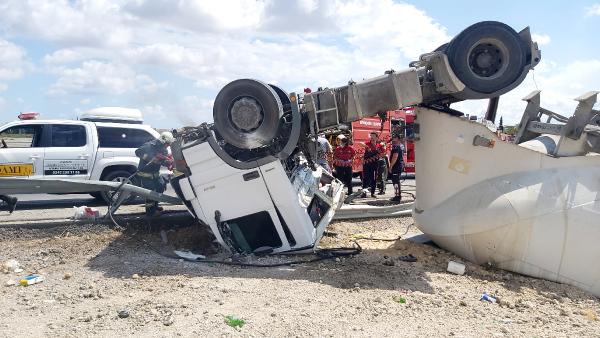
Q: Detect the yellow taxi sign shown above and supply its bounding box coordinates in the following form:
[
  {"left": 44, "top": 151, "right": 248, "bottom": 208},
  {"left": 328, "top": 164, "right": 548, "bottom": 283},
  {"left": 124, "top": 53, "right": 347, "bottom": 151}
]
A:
[{"left": 0, "top": 163, "right": 34, "bottom": 177}]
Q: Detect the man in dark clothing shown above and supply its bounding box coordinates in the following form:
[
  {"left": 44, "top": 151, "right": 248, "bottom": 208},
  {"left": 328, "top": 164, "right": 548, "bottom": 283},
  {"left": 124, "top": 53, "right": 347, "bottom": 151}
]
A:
[
  {"left": 333, "top": 134, "right": 355, "bottom": 195},
  {"left": 0, "top": 195, "right": 17, "bottom": 214},
  {"left": 135, "top": 132, "right": 174, "bottom": 216},
  {"left": 376, "top": 140, "right": 388, "bottom": 195},
  {"left": 389, "top": 134, "right": 405, "bottom": 203},
  {"left": 361, "top": 132, "right": 385, "bottom": 198}
]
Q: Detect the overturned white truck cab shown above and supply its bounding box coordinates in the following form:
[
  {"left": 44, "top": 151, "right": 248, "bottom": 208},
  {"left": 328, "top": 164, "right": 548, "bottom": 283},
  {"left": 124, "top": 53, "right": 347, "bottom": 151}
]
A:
[{"left": 172, "top": 126, "right": 345, "bottom": 254}]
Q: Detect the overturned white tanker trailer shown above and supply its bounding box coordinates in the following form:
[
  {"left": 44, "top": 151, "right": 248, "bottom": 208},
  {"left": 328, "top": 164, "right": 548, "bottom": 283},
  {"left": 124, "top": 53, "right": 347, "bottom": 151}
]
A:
[{"left": 413, "top": 90, "right": 600, "bottom": 297}]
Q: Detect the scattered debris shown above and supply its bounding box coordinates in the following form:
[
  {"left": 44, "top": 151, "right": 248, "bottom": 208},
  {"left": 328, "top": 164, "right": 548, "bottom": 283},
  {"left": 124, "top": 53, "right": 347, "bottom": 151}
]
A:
[
  {"left": 174, "top": 250, "right": 206, "bottom": 261},
  {"left": 132, "top": 274, "right": 140, "bottom": 280},
  {"left": 117, "top": 309, "right": 130, "bottom": 319},
  {"left": 447, "top": 261, "right": 465, "bottom": 275},
  {"left": 19, "top": 274, "right": 44, "bottom": 286},
  {"left": 480, "top": 293, "right": 497, "bottom": 303},
  {"left": 393, "top": 295, "right": 407, "bottom": 304},
  {"left": 162, "top": 315, "right": 174, "bottom": 326},
  {"left": 72, "top": 206, "right": 101, "bottom": 220},
  {"left": 2, "top": 259, "right": 22, "bottom": 274},
  {"left": 63, "top": 273, "right": 72, "bottom": 280},
  {"left": 224, "top": 315, "right": 245, "bottom": 328},
  {"left": 398, "top": 254, "right": 417, "bottom": 262}
]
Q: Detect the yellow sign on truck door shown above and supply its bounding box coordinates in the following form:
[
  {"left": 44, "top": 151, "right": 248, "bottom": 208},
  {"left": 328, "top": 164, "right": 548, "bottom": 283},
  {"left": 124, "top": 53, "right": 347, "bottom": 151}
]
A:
[{"left": 0, "top": 163, "right": 34, "bottom": 176}]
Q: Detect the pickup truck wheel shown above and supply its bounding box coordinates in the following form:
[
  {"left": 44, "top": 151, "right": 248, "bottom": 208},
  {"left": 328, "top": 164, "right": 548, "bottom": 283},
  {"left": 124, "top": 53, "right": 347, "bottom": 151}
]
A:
[{"left": 100, "top": 170, "right": 138, "bottom": 205}]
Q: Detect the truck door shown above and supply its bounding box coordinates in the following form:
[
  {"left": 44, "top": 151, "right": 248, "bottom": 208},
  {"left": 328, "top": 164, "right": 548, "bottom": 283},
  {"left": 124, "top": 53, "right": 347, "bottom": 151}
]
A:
[
  {"left": 0, "top": 124, "right": 45, "bottom": 178},
  {"left": 43, "top": 123, "right": 94, "bottom": 180}
]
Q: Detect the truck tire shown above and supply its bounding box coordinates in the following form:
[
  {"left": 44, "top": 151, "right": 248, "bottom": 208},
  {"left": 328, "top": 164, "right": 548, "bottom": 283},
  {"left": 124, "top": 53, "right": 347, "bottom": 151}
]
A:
[
  {"left": 213, "top": 79, "right": 283, "bottom": 149},
  {"left": 99, "top": 169, "right": 138, "bottom": 205},
  {"left": 445, "top": 21, "right": 527, "bottom": 94}
]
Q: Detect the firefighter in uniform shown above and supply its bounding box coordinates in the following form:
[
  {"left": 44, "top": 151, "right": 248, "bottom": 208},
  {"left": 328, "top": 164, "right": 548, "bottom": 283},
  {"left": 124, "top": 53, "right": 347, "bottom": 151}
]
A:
[
  {"left": 361, "top": 132, "right": 385, "bottom": 198},
  {"left": 333, "top": 134, "right": 355, "bottom": 195},
  {"left": 135, "top": 132, "right": 175, "bottom": 216}
]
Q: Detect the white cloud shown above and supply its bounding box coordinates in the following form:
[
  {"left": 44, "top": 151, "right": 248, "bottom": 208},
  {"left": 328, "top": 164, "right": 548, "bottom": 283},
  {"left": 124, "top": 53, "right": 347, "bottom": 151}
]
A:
[
  {"left": 43, "top": 49, "right": 85, "bottom": 65},
  {"left": 142, "top": 96, "right": 214, "bottom": 125},
  {"left": 124, "top": 0, "right": 266, "bottom": 32},
  {"left": 532, "top": 33, "right": 551, "bottom": 46},
  {"left": 119, "top": 0, "right": 449, "bottom": 92},
  {"left": 585, "top": 3, "right": 600, "bottom": 16},
  {"left": 0, "top": 0, "right": 131, "bottom": 48},
  {"left": 47, "top": 60, "right": 161, "bottom": 96},
  {"left": 0, "top": 38, "right": 28, "bottom": 91}
]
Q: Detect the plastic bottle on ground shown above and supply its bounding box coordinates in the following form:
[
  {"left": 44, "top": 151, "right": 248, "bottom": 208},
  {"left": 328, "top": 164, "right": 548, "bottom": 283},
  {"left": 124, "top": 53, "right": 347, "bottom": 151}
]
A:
[{"left": 19, "top": 274, "right": 44, "bottom": 286}]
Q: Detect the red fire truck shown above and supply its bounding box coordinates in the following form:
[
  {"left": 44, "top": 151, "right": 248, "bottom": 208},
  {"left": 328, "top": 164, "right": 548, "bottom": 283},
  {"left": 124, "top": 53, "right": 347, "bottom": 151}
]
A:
[{"left": 328, "top": 108, "right": 416, "bottom": 179}]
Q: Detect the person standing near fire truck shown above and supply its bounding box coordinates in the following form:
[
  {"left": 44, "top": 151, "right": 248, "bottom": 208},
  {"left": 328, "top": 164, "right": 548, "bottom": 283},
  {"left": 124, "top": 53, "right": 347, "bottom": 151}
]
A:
[
  {"left": 361, "top": 132, "right": 385, "bottom": 198},
  {"left": 316, "top": 134, "right": 333, "bottom": 173},
  {"left": 333, "top": 134, "right": 355, "bottom": 195},
  {"left": 389, "top": 133, "right": 405, "bottom": 202},
  {"left": 376, "top": 139, "right": 388, "bottom": 195}
]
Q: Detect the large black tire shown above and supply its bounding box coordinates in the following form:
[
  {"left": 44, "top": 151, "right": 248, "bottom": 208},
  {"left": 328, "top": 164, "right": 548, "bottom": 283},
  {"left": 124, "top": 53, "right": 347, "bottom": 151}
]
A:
[
  {"left": 213, "top": 79, "right": 283, "bottom": 149},
  {"left": 445, "top": 21, "right": 527, "bottom": 94},
  {"left": 99, "top": 169, "right": 138, "bottom": 205}
]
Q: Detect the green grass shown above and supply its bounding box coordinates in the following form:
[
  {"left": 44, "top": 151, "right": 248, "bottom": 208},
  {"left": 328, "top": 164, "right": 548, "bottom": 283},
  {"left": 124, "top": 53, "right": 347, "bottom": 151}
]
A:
[
  {"left": 393, "top": 295, "right": 407, "bottom": 304},
  {"left": 224, "top": 315, "right": 246, "bottom": 328}
]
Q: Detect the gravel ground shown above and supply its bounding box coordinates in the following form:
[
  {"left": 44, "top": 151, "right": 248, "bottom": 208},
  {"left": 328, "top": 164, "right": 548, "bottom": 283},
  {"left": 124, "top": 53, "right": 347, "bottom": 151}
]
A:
[{"left": 1, "top": 212, "right": 599, "bottom": 337}]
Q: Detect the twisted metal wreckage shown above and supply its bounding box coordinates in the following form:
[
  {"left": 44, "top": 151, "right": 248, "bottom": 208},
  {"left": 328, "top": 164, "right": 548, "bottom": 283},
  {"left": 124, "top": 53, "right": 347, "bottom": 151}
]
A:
[{"left": 1, "top": 21, "right": 599, "bottom": 296}]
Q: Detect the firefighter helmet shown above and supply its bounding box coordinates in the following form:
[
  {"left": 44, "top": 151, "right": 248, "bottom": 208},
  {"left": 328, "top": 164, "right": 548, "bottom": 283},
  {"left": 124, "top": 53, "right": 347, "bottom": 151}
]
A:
[{"left": 159, "top": 131, "right": 175, "bottom": 145}]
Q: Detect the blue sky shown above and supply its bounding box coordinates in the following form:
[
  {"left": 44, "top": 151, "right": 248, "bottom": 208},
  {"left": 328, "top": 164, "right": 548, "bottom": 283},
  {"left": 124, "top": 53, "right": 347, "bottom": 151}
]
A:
[{"left": 0, "top": 0, "right": 599, "bottom": 128}]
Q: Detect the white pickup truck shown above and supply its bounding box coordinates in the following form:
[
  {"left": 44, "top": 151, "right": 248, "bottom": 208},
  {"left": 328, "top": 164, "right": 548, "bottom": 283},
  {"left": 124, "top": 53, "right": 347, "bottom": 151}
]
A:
[{"left": 0, "top": 112, "right": 161, "bottom": 203}]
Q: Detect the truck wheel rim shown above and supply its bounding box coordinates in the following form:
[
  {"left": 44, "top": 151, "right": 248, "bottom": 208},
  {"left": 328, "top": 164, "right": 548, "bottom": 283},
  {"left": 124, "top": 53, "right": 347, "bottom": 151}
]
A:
[{"left": 466, "top": 38, "right": 509, "bottom": 80}]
